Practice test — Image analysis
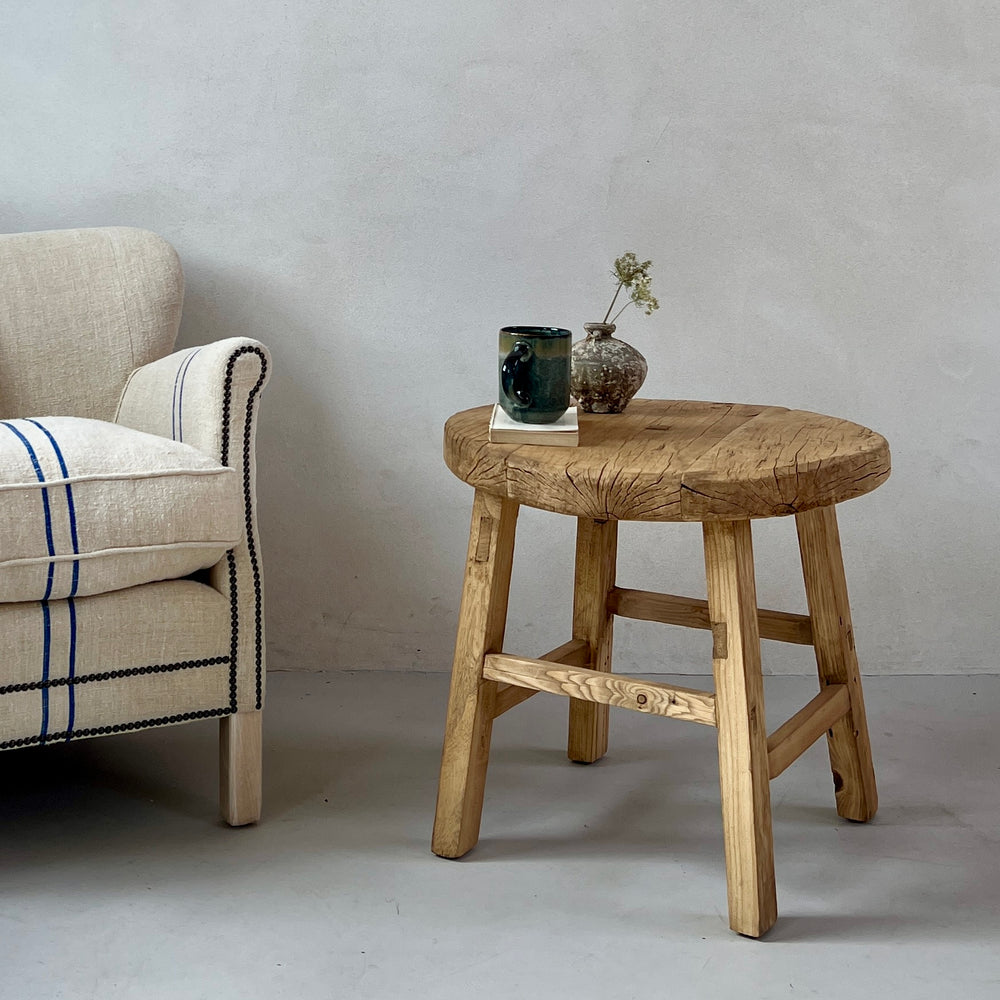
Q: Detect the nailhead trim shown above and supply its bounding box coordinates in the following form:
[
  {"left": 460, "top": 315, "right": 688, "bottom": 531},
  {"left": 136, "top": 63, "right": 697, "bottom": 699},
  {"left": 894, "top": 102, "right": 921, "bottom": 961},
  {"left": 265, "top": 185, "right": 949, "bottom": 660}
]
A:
[
  {"left": 226, "top": 549, "right": 239, "bottom": 712},
  {"left": 0, "top": 656, "right": 230, "bottom": 695},
  {"left": 0, "top": 344, "right": 269, "bottom": 747},
  {"left": 222, "top": 345, "right": 268, "bottom": 711},
  {"left": 0, "top": 706, "right": 230, "bottom": 750}
]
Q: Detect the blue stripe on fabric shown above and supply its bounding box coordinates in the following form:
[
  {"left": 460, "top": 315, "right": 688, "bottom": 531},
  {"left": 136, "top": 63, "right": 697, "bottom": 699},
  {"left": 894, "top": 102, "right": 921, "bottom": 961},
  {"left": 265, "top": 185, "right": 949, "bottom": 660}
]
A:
[
  {"left": 26, "top": 419, "right": 80, "bottom": 597},
  {"left": 1, "top": 421, "right": 56, "bottom": 600},
  {"left": 66, "top": 598, "right": 77, "bottom": 736},
  {"left": 171, "top": 355, "right": 184, "bottom": 440},
  {"left": 40, "top": 601, "right": 51, "bottom": 740},
  {"left": 176, "top": 348, "right": 201, "bottom": 442}
]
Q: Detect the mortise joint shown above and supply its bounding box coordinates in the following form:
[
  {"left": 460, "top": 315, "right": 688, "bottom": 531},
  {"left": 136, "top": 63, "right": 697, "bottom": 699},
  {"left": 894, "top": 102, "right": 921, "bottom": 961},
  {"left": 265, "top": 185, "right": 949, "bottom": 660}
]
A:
[
  {"left": 711, "top": 622, "right": 728, "bottom": 659},
  {"left": 474, "top": 516, "right": 494, "bottom": 562}
]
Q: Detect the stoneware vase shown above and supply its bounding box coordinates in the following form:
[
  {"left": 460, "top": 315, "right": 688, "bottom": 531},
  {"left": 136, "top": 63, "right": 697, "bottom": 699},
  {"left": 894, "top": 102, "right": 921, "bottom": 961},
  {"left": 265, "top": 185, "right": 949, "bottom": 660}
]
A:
[{"left": 570, "top": 323, "right": 647, "bottom": 414}]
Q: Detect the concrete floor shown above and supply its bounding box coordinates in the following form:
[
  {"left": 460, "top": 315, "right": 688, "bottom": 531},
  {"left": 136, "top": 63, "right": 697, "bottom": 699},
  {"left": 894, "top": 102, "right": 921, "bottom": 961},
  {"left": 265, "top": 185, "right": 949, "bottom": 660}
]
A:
[{"left": 0, "top": 670, "right": 997, "bottom": 1000}]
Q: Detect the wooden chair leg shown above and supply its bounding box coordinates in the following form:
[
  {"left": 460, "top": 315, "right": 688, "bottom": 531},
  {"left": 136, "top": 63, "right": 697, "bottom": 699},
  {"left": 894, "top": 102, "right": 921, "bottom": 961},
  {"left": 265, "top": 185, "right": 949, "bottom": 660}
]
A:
[
  {"left": 796, "top": 504, "right": 878, "bottom": 822},
  {"left": 567, "top": 517, "right": 618, "bottom": 763},
  {"left": 220, "top": 710, "right": 262, "bottom": 826},
  {"left": 432, "top": 490, "right": 518, "bottom": 858},
  {"left": 704, "top": 519, "right": 777, "bottom": 938}
]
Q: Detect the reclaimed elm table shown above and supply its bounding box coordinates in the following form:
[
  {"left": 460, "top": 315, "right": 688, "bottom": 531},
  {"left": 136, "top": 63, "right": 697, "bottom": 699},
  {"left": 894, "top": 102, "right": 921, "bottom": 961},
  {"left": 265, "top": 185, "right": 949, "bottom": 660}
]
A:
[{"left": 431, "top": 398, "right": 891, "bottom": 937}]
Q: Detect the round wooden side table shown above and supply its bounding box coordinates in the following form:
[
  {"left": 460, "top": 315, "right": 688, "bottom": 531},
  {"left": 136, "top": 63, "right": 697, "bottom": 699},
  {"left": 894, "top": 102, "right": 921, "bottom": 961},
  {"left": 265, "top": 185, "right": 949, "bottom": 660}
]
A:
[{"left": 432, "top": 398, "right": 891, "bottom": 937}]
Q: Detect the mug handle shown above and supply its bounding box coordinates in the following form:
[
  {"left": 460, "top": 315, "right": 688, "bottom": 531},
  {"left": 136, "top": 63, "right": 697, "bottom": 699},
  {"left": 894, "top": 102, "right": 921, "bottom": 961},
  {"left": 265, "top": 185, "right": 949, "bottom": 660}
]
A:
[{"left": 501, "top": 341, "right": 534, "bottom": 406}]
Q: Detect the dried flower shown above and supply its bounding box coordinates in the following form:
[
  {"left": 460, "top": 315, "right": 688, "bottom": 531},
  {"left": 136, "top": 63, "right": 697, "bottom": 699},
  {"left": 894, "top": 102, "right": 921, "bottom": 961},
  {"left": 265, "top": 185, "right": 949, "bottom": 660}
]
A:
[{"left": 603, "top": 252, "right": 660, "bottom": 325}]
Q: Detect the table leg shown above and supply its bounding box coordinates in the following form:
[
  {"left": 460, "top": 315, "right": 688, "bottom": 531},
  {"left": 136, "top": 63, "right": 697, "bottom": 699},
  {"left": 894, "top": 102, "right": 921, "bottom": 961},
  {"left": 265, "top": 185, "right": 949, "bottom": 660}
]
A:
[
  {"left": 432, "top": 490, "right": 518, "bottom": 858},
  {"left": 567, "top": 517, "right": 618, "bottom": 763},
  {"left": 796, "top": 504, "right": 878, "bottom": 822},
  {"left": 703, "top": 519, "right": 777, "bottom": 938}
]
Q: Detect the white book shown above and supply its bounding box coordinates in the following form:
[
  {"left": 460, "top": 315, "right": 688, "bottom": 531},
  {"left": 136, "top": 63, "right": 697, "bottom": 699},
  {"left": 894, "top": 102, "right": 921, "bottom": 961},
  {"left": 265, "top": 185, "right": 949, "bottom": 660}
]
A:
[{"left": 488, "top": 404, "right": 579, "bottom": 446}]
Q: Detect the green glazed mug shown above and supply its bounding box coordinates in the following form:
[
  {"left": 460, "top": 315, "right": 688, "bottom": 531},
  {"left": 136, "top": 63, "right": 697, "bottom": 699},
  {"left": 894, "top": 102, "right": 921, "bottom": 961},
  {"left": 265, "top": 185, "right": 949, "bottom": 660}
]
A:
[{"left": 498, "top": 326, "right": 571, "bottom": 424}]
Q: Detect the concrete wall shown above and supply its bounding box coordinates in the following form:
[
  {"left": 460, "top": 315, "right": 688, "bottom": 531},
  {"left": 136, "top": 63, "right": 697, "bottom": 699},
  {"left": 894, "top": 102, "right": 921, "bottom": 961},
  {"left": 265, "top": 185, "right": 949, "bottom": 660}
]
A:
[{"left": 2, "top": 2, "right": 997, "bottom": 674}]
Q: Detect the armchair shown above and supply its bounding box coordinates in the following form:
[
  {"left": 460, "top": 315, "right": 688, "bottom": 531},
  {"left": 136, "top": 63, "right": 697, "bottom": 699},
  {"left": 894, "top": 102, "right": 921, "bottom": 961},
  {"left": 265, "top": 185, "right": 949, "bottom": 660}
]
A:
[{"left": 0, "top": 227, "right": 270, "bottom": 824}]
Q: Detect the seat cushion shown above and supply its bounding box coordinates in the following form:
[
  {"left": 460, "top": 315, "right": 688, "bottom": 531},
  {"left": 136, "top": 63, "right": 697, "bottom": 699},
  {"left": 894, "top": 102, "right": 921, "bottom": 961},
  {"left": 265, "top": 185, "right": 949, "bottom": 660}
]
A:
[{"left": 0, "top": 417, "right": 243, "bottom": 602}]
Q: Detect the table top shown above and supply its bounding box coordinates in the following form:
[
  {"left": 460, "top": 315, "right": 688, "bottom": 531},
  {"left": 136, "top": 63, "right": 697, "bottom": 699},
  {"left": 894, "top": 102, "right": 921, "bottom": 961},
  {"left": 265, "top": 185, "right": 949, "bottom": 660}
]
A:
[{"left": 444, "top": 399, "right": 891, "bottom": 522}]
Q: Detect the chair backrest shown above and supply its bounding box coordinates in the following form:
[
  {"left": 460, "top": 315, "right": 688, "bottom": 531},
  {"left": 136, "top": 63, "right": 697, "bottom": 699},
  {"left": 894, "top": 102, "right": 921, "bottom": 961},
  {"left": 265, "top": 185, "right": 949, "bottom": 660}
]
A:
[{"left": 0, "top": 227, "right": 183, "bottom": 421}]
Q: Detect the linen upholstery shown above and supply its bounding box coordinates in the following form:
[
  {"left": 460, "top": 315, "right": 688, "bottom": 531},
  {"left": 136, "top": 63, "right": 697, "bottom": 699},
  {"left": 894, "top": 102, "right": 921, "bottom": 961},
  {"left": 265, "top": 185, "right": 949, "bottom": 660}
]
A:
[
  {"left": 0, "top": 417, "right": 242, "bottom": 602},
  {"left": 0, "top": 227, "right": 270, "bottom": 755},
  {"left": 116, "top": 337, "right": 270, "bottom": 712},
  {"left": 0, "top": 228, "right": 182, "bottom": 421},
  {"left": 0, "top": 581, "right": 231, "bottom": 746}
]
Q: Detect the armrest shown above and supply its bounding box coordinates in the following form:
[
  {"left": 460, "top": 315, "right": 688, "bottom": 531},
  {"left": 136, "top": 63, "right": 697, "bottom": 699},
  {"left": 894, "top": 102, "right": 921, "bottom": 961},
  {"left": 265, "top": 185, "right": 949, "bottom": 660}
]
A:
[
  {"left": 115, "top": 337, "right": 271, "bottom": 711},
  {"left": 114, "top": 337, "right": 270, "bottom": 464}
]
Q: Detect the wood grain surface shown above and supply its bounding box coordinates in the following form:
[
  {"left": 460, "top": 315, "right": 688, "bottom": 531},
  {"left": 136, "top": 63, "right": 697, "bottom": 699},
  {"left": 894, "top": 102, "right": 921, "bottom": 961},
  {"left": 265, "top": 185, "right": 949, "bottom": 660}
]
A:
[
  {"left": 766, "top": 684, "right": 850, "bottom": 780},
  {"left": 567, "top": 516, "right": 618, "bottom": 762},
  {"left": 493, "top": 638, "right": 588, "bottom": 717},
  {"left": 703, "top": 519, "right": 777, "bottom": 937},
  {"left": 220, "top": 711, "right": 262, "bottom": 826},
  {"left": 432, "top": 490, "right": 519, "bottom": 858},
  {"left": 609, "top": 587, "right": 814, "bottom": 645},
  {"left": 444, "top": 399, "right": 890, "bottom": 521},
  {"left": 796, "top": 505, "right": 879, "bottom": 821},
  {"left": 484, "top": 653, "right": 718, "bottom": 726}
]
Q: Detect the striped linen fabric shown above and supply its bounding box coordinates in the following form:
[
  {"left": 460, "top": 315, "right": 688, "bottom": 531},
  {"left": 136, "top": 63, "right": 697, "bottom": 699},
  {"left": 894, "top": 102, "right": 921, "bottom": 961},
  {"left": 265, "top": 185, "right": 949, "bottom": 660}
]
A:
[
  {"left": 115, "top": 337, "right": 270, "bottom": 715},
  {"left": 0, "top": 226, "right": 270, "bottom": 763},
  {"left": 0, "top": 416, "right": 242, "bottom": 603},
  {"left": 0, "top": 579, "right": 231, "bottom": 749},
  {"left": 0, "top": 228, "right": 182, "bottom": 423}
]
